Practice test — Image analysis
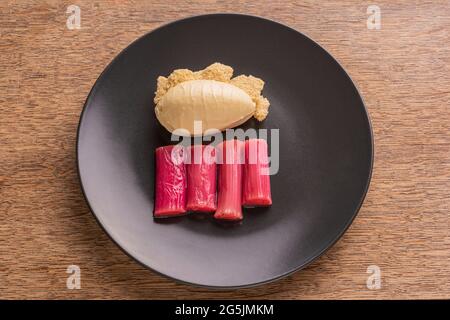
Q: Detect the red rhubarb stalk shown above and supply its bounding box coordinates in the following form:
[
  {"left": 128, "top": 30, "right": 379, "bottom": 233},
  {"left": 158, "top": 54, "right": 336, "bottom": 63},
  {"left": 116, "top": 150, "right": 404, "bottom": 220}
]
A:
[
  {"left": 214, "top": 140, "right": 245, "bottom": 221},
  {"left": 243, "top": 139, "right": 272, "bottom": 207},
  {"left": 186, "top": 145, "right": 217, "bottom": 212},
  {"left": 154, "top": 145, "right": 187, "bottom": 217}
]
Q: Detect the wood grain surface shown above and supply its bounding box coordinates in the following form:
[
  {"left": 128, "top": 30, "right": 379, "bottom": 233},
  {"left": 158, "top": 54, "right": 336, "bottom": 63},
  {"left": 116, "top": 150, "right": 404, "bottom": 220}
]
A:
[{"left": 1, "top": 0, "right": 449, "bottom": 299}]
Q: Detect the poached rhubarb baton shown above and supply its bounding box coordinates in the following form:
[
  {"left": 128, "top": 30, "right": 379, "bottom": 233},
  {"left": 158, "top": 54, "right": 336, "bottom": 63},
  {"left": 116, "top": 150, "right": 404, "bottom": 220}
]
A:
[
  {"left": 186, "top": 145, "right": 217, "bottom": 212},
  {"left": 214, "top": 140, "right": 245, "bottom": 221},
  {"left": 243, "top": 139, "right": 272, "bottom": 207},
  {"left": 154, "top": 145, "right": 187, "bottom": 217}
]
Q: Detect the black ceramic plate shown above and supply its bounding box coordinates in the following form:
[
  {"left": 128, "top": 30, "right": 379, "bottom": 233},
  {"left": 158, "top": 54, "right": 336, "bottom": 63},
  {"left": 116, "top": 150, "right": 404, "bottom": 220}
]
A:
[{"left": 77, "top": 14, "right": 373, "bottom": 288}]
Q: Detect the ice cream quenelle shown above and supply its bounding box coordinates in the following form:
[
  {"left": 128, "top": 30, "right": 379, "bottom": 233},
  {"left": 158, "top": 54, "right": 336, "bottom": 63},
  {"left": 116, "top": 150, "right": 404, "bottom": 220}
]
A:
[
  {"left": 243, "top": 139, "right": 272, "bottom": 207},
  {"left": 186, "top": 145, "right": 217, "bottom": 212},
  {"left": 154, "top": 145, "right": 187, "bottom": 217},
  {"left": 214, "top": 140, "right": 245, "bottom": 221},
  {"left": 154, "top": 63, "right": 270, "bottom": 136}
]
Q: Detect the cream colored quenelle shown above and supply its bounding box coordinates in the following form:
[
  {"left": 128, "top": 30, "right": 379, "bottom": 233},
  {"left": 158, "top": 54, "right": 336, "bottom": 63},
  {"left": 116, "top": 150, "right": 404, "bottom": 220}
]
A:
[{"left": 155, "top": 79, "right": 256, "bottom": 136}]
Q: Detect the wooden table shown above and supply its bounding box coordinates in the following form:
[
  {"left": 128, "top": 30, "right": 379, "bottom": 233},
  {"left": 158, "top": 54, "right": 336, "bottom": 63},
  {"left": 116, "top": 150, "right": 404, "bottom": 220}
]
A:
[{"left": 1, "top": 0, "right": 449, "bottom": 299}]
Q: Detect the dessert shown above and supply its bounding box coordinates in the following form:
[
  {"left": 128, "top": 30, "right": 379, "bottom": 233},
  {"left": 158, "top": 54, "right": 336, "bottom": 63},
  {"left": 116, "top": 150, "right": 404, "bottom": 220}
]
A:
[{"left": 154, "top": 63, "right": 270, "bottom": 135}]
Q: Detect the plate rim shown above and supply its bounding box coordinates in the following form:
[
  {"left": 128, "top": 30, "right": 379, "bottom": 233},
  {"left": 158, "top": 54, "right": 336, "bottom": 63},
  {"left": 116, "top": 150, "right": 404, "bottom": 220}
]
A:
[{"left": 76, "top": 13, "right": 374, "bottom": 289}]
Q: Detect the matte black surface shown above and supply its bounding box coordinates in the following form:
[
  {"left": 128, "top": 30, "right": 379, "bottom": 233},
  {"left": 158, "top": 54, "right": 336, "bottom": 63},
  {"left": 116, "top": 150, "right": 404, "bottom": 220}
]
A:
[{"left": 77, "top": 14, "right": 373, "bottom": 288}]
